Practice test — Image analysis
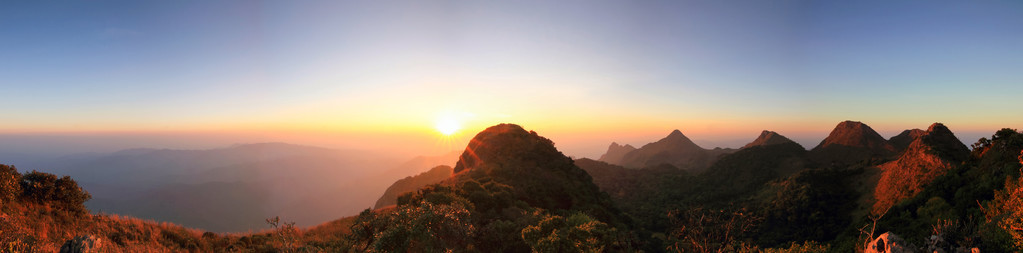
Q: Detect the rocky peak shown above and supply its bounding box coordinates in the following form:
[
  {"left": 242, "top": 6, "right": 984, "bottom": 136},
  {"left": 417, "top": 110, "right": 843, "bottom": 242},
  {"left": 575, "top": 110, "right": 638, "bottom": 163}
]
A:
[
  {"left": 598, "top": 142, "right": 636, "bottom": 165},
  {"left": 742, "top": 130, "right": 799, "bottom": 149}
]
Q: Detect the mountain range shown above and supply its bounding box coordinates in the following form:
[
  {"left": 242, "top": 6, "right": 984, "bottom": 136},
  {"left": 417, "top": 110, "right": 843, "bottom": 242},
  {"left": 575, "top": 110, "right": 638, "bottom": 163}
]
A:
[{"left": 3, "top": 120, "right": 1022, "bottom": 252}]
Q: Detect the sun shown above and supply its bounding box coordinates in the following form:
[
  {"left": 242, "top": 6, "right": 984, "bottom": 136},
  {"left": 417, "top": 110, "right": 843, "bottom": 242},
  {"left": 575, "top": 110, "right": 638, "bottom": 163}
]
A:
[{"left": 434, "top": 115, "right": 462, "bottom": 136}]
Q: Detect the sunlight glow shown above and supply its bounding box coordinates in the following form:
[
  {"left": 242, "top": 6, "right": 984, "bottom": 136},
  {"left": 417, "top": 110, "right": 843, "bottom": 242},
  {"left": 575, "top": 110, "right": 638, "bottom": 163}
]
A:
[{"left": 435, "top": 115, "right": 462, "bottom": 136}]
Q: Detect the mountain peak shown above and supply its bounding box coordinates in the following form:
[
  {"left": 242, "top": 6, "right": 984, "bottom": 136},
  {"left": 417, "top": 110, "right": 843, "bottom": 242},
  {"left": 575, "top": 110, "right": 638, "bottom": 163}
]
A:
[
  {"left": 598, "top": 142, "right": 636, "bottom": 165},
  {"left": 874, "top": 122, "right": 969, "bottom": 213},
  {"left": 810, "top": 120, "right": 895, "bottom": 164},
  {"left": 815, "top": 120, "right": 893, "bottom": 151},
  {"left": 453, "top": 123, "right": 562, "bottom": 174},
  {"left": 742, "top": 130, "right": 799, "bottom": 149},
  {"left": 889, "top": 129, "right": 926, "bottom": 152}
]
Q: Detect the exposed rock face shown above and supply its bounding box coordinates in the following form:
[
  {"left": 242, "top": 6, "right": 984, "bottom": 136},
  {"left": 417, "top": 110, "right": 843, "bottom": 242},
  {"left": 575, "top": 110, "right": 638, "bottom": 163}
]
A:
[
  {"left": 873, "top": 123, "right": 969, "bottom": 213},
  {"left": 617, "top": 129, "right": 734, "bottom": 171},
  {"left": 373, "top": 165, "right": 453, "bottom": 209},
  {"left": 865, "top": 232, "right": 913, "bottom": 253},
  {"left": 811, "top": 121, "right": 895, "bottom": 164},
  {"left": 742, "top": 130, "right": 801, "bottom": 149},
  {"left": 60, "top": 235, "right": 102, "bottom": 253},
  {"left": 598, "top": 142, "right": 636, "bottom": 165},
  {"left": 889, "top": 129, "right": 926, "bottom": 152}
]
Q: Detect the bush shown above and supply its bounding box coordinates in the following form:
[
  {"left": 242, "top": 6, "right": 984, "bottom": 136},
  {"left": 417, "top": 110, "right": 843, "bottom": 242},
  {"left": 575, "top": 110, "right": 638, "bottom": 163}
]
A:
[
  {"left": 19, "top": 170, "right": 91, "bottom": 214},
  {"left": 0, "top": 164, "right": 20, "bottom": 205}
]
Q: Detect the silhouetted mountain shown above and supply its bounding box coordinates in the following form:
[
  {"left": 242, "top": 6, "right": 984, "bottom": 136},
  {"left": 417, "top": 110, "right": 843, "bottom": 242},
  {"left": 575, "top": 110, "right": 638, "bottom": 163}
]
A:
[
  {"left": 598, "top": 142, "right": 636, "bottom": 165},
  {"left": 373, "top": 165, "right": 453, "bottom": 209},
  {"left": 810, "top": 120, "right": 895, "bottom": 165},
  {"left": 616, "top": 129, "right": 735, "bottom": 171},
  {"left": 873, "top": 123, "right": 969, "bottom": 213},
  {"left": 742, "top": 130, "right": 801, "bottom": 149},
  {"left": 450, "top": 124, "right": 621, "bottom": 219},
  {"left": 889, "top": 129, "right": 926, "bottom": 152}
]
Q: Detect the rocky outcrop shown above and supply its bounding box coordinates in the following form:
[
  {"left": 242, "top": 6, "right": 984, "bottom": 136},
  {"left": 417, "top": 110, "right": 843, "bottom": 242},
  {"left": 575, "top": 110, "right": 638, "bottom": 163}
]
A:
[
  {"left": 873, "top": 123, "right": 969, "bottom": 213},
  {"left": 810, "top": 121, "right": 895, "bottom": 165},
  {"left": 598, "top": 142, "right": 636, "bottom": 165},
  {"left": 742, "top": 130, "right": 801, "bottom": 149},
  {"left": 60, "top": 235, "right": 102, "bottom": 253},
  {"left": 865, "top": 232, "right": 913, "bottom": 253}
]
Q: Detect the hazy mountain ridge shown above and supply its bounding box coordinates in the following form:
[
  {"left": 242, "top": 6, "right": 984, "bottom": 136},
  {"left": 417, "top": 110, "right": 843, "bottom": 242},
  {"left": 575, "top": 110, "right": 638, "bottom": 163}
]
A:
[
  {"left": 5, "top": 122, "right": 1023, "bottom": 252},
  {"left": 598, "top": 142, "right": 636, "bottom": 165},
  {"left": 373, "top": 165, "right": 453, "bottom": 209},
  {"left": 611, "top": 129, "right": 736, "bottom": 171}
]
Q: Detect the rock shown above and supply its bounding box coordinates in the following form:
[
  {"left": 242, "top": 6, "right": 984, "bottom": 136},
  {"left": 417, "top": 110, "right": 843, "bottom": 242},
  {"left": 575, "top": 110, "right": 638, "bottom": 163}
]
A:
[
  {"left": 59, "top": 235, "right": 102, "bottom": 253},
  {"left": 865, "top": 232, "right": 913, "bottom": 253}
]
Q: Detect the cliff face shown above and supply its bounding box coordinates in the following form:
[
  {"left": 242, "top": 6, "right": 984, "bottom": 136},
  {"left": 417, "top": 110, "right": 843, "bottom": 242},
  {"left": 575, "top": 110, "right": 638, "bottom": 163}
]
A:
[{"left": 873, "top": 123, "right": 969, "bottom": 213}]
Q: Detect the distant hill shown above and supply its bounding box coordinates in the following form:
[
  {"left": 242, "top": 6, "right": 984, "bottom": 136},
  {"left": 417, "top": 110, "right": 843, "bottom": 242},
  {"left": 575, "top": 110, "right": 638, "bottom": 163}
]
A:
[
  {"left": 373, "top": 165, "right": 453, "bottom": 209},
  {"left": 610, "top": 129, "right": 735, "bottom": 171},
  {"left": 889, "top": 128, "right": 926, "bottom": 152},
  {"left": 810, "top": 120, "right": 896, "bottom": 165},
  {"left": 31, "top": 142, "right": 458, "bottom": 232},
  {"left": 872, "top": 123, "right": 969, "bottom": 213},
  {"left": 742, "top": 130, "right": 801, "bottom": 149},
  {"left": 598, "top": 142, "right": 636, "bottom": 165}
]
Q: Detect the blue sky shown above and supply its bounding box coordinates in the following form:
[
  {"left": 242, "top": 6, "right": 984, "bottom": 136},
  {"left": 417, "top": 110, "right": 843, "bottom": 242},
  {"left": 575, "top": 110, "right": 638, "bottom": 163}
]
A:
[{"left": 1, "top": 0, "right": 1021, "bottom": 157}]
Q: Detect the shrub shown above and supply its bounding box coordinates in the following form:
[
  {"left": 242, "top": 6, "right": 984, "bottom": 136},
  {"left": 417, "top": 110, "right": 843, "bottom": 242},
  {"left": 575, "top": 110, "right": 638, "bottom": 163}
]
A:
[
  {"left": 19, "top": 171, "right": 91, "bottom": 214},
  {"left": 0, "top": 164, "right": 20, "bottom": 205}
]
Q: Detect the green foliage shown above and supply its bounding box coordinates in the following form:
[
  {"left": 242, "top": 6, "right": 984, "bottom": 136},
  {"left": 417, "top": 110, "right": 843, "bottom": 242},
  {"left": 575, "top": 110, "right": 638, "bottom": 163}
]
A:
[
  {"left": 347, "top": 200, "right": 474, "bottom": 252},
  {"left": 19, "top": 170, "right": 92, "bottom": 214},
  {"left": 521, "top": 212, "right": 619, "bottom": 253},
  {"left": 984, "top": 151, "right": 1023, "bottom": 250},
  {"left": 0, "top": 164, "right": 20, "bottom": 205},
  {"left": 755, "top": 168, "right": 856, "bottom": 247},
  {"left": 916, "top": 197, "right": 954, "bottom": 224},
  {"left": 759, "top": 241, "right": 830, "bottom": 253}
]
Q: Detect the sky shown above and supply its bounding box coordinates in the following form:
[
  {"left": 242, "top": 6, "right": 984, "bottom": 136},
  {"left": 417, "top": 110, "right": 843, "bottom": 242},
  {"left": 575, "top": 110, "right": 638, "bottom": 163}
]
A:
[{"left": 1, "top": 0, "right": 1022, "bottom": 159}]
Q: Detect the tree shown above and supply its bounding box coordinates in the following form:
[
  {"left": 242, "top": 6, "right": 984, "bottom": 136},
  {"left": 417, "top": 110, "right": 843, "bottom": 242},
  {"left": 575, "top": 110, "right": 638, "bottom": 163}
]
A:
[
  {"left": 983, "top": 150, "right": 1023, "bottom": 250},
  {"left": 19, "top": 170, "right": 91, "bottom": 214}
]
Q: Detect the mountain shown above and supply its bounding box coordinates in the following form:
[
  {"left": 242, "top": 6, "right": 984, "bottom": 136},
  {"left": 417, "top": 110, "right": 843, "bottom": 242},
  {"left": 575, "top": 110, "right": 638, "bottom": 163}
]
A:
[
  {"left": 450, "top": 124, "right": 621, "bottom": 218},
  {"left": 810, "top": 120, "right": 896, "bottom": 165},
  {"left": 616, "top": 129, "right": 735, "bottom": 171},
  {"left": 373, "top": 165, "right": 453, "bottom": 209},
  {"left": 872, "top": 123, "right": 969, "bottom": 213},
  {"left": 742, "top": 130, "right": 801, "bottom": 149},
  {"left": 598, "top": 142, "right": 636, "bottom": 165},
  {"left": 889, "top": 129, "right": 926, "bottom": 152}
]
